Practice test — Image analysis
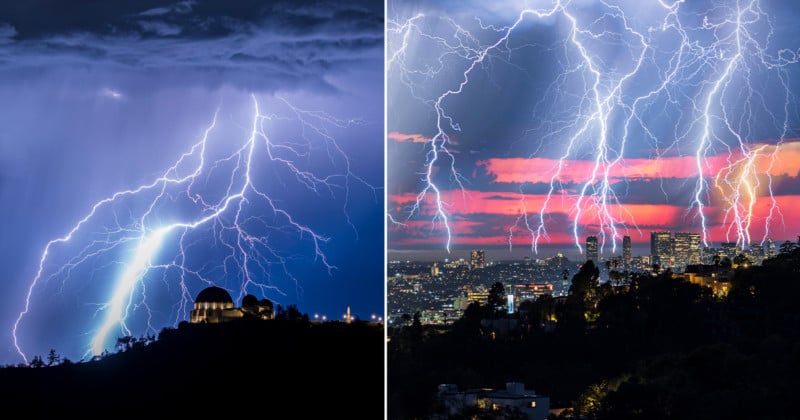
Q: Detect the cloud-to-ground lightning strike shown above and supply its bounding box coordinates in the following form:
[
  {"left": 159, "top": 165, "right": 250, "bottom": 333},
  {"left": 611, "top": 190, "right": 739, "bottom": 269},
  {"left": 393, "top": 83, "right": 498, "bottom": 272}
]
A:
[
  {"left": 388, "top": 0, "right": 799, "bottom": 255},
  {"left": 13, "top": 94, "right": 373, "bottom": 363}
]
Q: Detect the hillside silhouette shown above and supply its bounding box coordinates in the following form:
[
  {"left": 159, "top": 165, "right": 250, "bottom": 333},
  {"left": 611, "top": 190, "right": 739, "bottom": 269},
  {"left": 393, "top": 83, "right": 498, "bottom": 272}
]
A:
[
  {"left": 1, "top": 315, "right": 384, "bottom": 416},
  {"left": 389, "top": 243, "right": 800, "bottom": 419}
]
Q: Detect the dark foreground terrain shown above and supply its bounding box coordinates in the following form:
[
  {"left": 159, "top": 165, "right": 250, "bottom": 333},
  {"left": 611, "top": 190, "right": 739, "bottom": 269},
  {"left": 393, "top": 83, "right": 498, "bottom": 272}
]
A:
[{"left": 0, "top": 318, "right": 384, "bottom": 416}]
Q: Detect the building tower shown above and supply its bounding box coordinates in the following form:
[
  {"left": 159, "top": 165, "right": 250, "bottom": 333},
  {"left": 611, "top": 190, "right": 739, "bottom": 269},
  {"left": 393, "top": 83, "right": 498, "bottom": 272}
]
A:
[
  {"left": 650, "top": 231, "right": 672, "bottom": 267},
  {"left": 586, "top": 236, "right": 598, "bottom": 262},
  {"left": 470, "top": 250, "right": 485, "bottom": 270},
  {"left": 673, "top": 232, "right": 700, "bottom": 268},
  {"left": 622, "top": 235, "right": 631, "bottom": 265}
]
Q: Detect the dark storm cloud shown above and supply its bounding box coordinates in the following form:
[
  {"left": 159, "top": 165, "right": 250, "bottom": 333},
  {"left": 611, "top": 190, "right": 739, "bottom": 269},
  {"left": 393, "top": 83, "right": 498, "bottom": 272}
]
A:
[
  {"left": 769, "top": 175, "right": 800, "bottom": 196},
  {"left": 0, "top": 0, "right": 383, "bottom": 93}
]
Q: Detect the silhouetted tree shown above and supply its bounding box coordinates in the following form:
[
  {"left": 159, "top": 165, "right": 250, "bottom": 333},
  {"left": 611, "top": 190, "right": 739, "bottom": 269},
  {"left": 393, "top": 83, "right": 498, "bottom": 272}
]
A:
[
  {"left": 569, "top": 260, "right": 600, "bottom": 300},
  {"left": 29, "top": 356, "right": 44, "bottom": 368},
  {"left": 46, "top": 349, "right": 60, "bottom": 366},
  {"left": 275, "top": 304, "right": 287, "bottom": 320},
  {"left": 488, "top": 281, "right": 507, "bottom": 316},
  {"left": 286, "top": 304, "right": 303, "bottom": 321},
  {"left": 412, "top": 310, "right": 422, "bottom": 328},
  {"left": 116, "top": 336, "right": 133, "bottom": 352},
  {"left": 719, "top": 256, "right": 732, "bottom": 268},
  {"left": 520, "top": 294, "right": 556, "bottom": 331}
]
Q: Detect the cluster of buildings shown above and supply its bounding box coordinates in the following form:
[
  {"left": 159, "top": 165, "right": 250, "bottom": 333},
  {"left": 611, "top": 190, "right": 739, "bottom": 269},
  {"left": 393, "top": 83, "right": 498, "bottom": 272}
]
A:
[
  {"left": 389, "top": 233, "right": 785, "bottom": 327},
  {"left": 190, "top": 286, "right": 275, "bottom": 324},
  {"left": 585, "top": 232, "right": 776, "bottom": 272}
]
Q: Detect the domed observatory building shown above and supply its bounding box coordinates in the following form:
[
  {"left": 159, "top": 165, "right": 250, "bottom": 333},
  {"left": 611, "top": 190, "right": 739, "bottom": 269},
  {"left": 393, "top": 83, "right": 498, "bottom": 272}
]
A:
[
  {"left": 241, "top": 294, "right": 274, "bottom": 320},
  {"left": 190, "top": 286, "right": 243, "bottom": 324},
  {"left": 190, "top": 286, "right": 274, "bottom": 323}
]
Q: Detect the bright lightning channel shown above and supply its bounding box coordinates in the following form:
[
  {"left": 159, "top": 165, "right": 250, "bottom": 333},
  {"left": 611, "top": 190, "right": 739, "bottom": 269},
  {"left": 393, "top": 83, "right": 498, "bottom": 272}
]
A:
[
  {"left": 388, "top": 0, "right": 798, "bottom": 255},
  {"left": 13, "top": 94, "right": 371, "bottom": 363}
]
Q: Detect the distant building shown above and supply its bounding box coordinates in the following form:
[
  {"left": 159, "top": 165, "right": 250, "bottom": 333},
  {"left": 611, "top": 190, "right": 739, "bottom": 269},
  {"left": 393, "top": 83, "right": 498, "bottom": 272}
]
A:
[
  {"left": 679, "top": 264, "right": 732, "bottom": 298},
  {"left": 190, "top": 286, "right": 274, "bottom": 324},
  {"left": 470, "top": 250, "right": 486, "bottom": 269},
  {"left": 673, "top": 232, "right": 701, "bottom": 269},
  {"left": 586, "top": 236, "right": 598, "bottom": 262},
  {"left": 622, "top": 235, "right": 631, "bottom": 265},
  {"left": 466, "top": 290, "right": 489, "bottom": 307},
  {"left": 513, "top": 283, "right": 554, "bottom": 302},
  {"left": 650, "top": 231, "right": 672, "bottom": 267},
  {"left": 437, "top": 382, "right": 550, "bottom": 420},
  {"left": 720, "top": 242, "right": 739, "bottom": 260}
]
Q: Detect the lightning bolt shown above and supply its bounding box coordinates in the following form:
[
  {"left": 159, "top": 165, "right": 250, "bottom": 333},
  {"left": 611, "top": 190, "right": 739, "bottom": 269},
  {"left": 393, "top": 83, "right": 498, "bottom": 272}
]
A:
[
  {"left": 388, "top": 0, "right": 799, "bottom": 256},
  {"left": 13, "top": 94, "right": 374, "bottom": 363}
]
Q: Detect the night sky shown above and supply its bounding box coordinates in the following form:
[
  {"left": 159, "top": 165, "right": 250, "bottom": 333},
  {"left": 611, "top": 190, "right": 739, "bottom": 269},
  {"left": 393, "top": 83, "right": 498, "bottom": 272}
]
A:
[
  {"left": 0, "top": 1, "right": 384, "bottom": 365},
  {"left": 387, "top": 0, "right": 800, "bottom": 261}
]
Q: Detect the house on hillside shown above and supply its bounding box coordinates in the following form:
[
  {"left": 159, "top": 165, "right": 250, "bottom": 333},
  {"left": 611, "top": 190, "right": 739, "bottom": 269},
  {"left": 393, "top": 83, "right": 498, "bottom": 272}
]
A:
[{"left": 437, "top": 382, "right": 550, "bottom": 420}]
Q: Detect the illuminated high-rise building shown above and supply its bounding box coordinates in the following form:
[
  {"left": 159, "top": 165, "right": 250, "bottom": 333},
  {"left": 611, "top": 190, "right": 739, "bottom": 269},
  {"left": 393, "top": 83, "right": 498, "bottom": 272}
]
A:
[
  {"left": 622, "top": 235, "right": 631, "bottom": 265},
  {"left": 650, "top": 231, "right": 672, "bottom": 267},
  {"left": 586, "top": 236, "right": 598, "bottom": 262},
  {"left": 767, "top": 238, "right": 776, "bottom": 258},
  {"left": 470, "top": 250, "right": 485, "bottom": 270},
  {"left": 673, "top": 232, "right": 701, "bottom": 268}
]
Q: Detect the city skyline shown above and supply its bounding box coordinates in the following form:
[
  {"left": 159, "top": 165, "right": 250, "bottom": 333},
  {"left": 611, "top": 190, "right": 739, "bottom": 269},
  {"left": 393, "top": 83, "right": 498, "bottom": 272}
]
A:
[
  {"left": 389, "top": 228, "right": 792, "bottom": 263},
  {"left": 387, "top": 0, "right": 800, "bottom": 259}
]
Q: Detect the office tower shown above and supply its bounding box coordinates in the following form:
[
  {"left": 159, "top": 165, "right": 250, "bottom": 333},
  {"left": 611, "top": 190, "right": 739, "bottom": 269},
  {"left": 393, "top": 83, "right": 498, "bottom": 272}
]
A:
[
  {"left": 622, "top": 235, "right": 631, "bottom": 265},
  {"left": 586, "top": 236, "right": 598, "bottom": 262},
  {"left": 470, "top": 250, "right": 485, "bottom": 269},
  {"left": 650, "top": 231, "right": 672, "bottom": 267},
  {"left": 674, "top": 232, "right": 701, "bottom": 268}
]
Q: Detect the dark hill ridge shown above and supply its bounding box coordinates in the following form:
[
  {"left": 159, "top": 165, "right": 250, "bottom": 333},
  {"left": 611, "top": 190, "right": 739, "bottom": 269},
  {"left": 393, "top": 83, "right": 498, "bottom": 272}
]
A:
[{"left": 0, "top": 318, "right": 384, "bottom": 416}]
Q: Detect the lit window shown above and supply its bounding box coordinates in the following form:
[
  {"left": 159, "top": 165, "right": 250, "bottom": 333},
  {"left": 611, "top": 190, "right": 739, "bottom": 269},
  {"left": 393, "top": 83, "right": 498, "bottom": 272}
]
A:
[
  {"left": 492, "top": 404, "right": 501, "bottom": 411},
  {"left": 529, "top": 401, "right": 536, "bottom": 408}
]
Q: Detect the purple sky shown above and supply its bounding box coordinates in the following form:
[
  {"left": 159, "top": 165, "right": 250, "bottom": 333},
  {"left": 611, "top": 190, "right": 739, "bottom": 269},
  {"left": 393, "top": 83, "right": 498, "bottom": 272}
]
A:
[{"left": 0, "top": 0, "right": 384, "bottom": 365}]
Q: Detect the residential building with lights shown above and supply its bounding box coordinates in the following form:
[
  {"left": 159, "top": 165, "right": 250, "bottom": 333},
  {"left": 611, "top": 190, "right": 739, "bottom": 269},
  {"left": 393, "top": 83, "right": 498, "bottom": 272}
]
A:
[{"left": 437, "top": 382, "right": 550, "bottom": 420}]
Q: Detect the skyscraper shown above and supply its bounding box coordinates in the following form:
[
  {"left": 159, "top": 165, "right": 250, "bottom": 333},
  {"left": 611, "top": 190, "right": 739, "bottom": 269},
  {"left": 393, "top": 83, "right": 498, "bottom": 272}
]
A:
[
  {"left": 673, "top": 232, "right": 701, "bottom": 268},
  {"left": 622, "top": 235, "right": 631, "bottom": 265},
  {"left": 470, "top": 250, "right": 485, "bottom": 270},
  {"left": 650, "top": 231, "right": 672, "bottom": 267},
  {"left": 586, "top": 236, "right": 598, "bottom": 262}
]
